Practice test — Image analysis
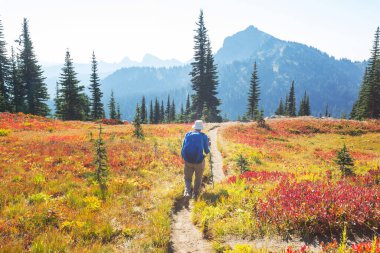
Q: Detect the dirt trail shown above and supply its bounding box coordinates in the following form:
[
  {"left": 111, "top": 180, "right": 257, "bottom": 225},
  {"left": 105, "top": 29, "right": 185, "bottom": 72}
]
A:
[{"left": 170, "top": 125, "right": 225, "bottom": 253}]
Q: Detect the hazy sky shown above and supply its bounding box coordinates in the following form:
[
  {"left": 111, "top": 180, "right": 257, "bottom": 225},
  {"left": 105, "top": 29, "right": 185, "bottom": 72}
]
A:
[{"left": 1, "top": 0, "right": 379, "bottom": 64}]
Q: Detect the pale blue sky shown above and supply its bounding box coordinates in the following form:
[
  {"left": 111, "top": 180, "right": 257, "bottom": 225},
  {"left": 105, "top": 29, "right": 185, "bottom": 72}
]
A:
[{"left": 1, "top": 0, "right": 379, "bottom": 64}]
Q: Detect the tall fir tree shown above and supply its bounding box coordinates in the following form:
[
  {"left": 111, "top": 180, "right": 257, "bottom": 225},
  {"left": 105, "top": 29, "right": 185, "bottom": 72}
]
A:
[
  {"left": 89, "top": 51, "right": 104, "bottom": 120},
  {"left": 287, "top": 81, "right": 296, "bottom": 116},
  {"left": 133, "top": 103, "right": 144, "bottom": 139},
  {"left": 19, "top": 18, "right": 49, "bottom": 116},
  {"left": 247, "top": 61, "right": 260, "bottom": 120},
  {"left": 153, "top": 98, "right": 160, "bottom": 124},
  {"left": 0, "top": 19, "right": 10, "bottom": 112},
  {"left": 204, "top": 39, "right": 221, "bottom": 121},
  {"left": 190, "top": 10, "right": 221, "bottom": 122},
  {"left": 170, "top": 99, "right": 176, "bottom": 122},
  {"left": 160, "top": 100, "right": 165, "bottom": 123},
  {"left": 298, "top": 91, "right": 311, "bottom": 116},
  {"left": 185, "top": 93, "right": 191, "bottom": 122},
  {"left": 56, "top": 50, "right": 87, "bottom": 120},
  {"left": 179, "top": 103, "right": 185, "bottom": 123},
  {"left": 351, "top": 27, "right": 380, "bottom": 119},
  {"left": 165, "top": 95, "right": 171, "bottom": 122},
  {"left": 275, "top": 97, "right": 285, "bottom": 115},
  {"left": 149, "top": 100, "right": 154, "bottom": 124},
  {"left": 108, "top": 90, "right": 116, "bottom": 119},
  {"left": 284, "top": 94, "right": 289, "bottom": 115},
  {"left": 140, "top": 96, "right": 147, "bottom": 123},
  {"left": 116, "top": 103, "right": 121, "bottom": 120},
  {"left": 9, "top": 47, "right": 25, "bottom": 112}
]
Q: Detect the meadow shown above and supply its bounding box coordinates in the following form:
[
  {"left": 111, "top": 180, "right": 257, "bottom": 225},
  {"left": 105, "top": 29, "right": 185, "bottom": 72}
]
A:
[
  {"left": 0, "top": 112, "right": 190, "bottom": 252},
  {"left": 193, "top": 118, "right": 380, "bottom": 252}
]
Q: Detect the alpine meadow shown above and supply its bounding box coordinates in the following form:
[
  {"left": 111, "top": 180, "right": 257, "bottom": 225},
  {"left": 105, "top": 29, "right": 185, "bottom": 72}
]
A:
[{"left": 0, "top": 1, "right": 380, "bottom": 253}]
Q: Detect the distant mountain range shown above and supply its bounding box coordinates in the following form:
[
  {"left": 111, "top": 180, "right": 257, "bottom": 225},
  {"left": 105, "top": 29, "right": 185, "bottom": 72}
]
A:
[
  {"left": 44, "top": 25, "right": 366, "bottom": 120},
  {"left": 98, "top": 26, "right": 366, "bottom": 120},
  {"left": 42, "top": 54, "right": 185, "bottom": 95}
]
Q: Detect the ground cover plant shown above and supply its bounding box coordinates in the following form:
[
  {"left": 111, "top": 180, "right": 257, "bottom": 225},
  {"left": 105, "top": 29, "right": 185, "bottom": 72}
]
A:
[
  {"left": 0, "top": 112, "right": 190, "bottom": 252},
  {"left": 193, "top": 118, "right": 380, "bottom": 252}
]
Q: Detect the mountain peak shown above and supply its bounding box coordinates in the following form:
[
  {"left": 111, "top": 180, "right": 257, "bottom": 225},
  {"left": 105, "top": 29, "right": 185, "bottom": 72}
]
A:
[{"left": 215, "top": 25, "right": 280, "bottom": 64}]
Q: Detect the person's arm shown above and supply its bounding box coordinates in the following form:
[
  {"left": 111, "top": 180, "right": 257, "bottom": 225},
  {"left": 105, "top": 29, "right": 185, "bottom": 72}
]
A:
[{"left": 203, "top": 134, "right": 210, "bottom": 154}]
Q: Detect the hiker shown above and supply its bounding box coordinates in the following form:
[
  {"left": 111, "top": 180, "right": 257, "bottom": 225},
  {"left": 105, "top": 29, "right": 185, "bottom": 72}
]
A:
[{"left": 181, "top": 120, "right": 211, "bottom": 200}]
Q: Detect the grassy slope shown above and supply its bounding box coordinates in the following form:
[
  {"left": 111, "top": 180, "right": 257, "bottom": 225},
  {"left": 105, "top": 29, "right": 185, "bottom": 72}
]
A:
[{"left": 0, "top": 113, "right": 191, "bottom": 252}]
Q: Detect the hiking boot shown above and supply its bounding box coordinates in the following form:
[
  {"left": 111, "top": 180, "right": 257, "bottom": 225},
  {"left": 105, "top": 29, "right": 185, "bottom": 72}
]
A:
[
  {"left": 192, "top": 193, "right": 199, "bottom": 201},
  {"left": 183, "top": 191, "right": 191, "bottom": 198}
]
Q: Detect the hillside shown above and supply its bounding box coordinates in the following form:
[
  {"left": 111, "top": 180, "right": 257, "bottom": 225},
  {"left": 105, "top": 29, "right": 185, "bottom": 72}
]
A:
[{"left": 98, "top": 26, "right": 366, "bottom": 120}]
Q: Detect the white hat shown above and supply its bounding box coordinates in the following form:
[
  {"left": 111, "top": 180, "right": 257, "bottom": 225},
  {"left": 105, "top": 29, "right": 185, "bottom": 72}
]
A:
[{"left": 192, "top": 120, "right": 204, "bottom": 130}]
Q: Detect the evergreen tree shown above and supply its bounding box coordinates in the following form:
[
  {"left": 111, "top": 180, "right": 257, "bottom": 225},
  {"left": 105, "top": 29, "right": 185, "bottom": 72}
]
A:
[
  {"left": 80, "top": 93, "right": 91, "bottom": 121},
  {"left": 247, "top": 62, "right": 260, "bottom": 120},
  {"left": 89, "top": 51, "right": 104, "bottom": 120},
  {"left": 190, "top": 10, "right": 221, "bottom": 121},
  {"left": 140, "top": 96, "right": 147, "bottom": 123},
  {"left": 334, "top": 144, "right": 354, "bottom": 177},
  {"left": 116, "top": 103, "right": 121, "bottom": 121},
  {"left": 0, "top": 19, "right": 10, "bottom": 112},
  {"left": 133, "top": 103, "right": 144, "bottom": 139},
  {"left": 54, "top": 82, "right": 61, "bottom": 118},
  {"left": 201, "top": 102, "right": 210, "bottom": 122},
  {"left": 154, "top": 98, "right": 160, "bottom": 124},
  {"left": 351, "top": 27, "right": 380, "bottom": 119},
  {"left": 108, "top": 90, "right": 116, "bottom": 119},
  {"left": 19, "top": 18, "right": 49, "bottom": 116},
  {"left": 298, "top": 91, "right": 311, "bottom": 116},
  {"left": 165, "top": 95, "right": 171, "bottom": 122},
  {"left": 149, "top": 100, "right": 154, "bottom": 124},
  {"left": 275, "top": 97, "right": 285, "bottom": 115},
  {"left": 94, "top": 124, "right": 109, "bottom": 201},
  {"left": 284, "top": 94, "right": 289, "bottom": 116},
  {"left": 179, "top": 103, "right": 185, "bottom": 123},
  {"left": 204, "top": 39, "right": 221, "bottom": 122},
  {"left": 9, "top": 47, "right": 25, "bottom": 112},
  {"left": 56, "top": 50, "right": 87, "bottom": 120},
  {"left": 185, "top": 93, "right": 191, "bottom": 122},
  {"left": 287, "top": 81, "right": 296, "bottom": 116},
  {"left": 160, "top": 100, "right": 165, "bottom": 123},
  {"left": 170, "top": 99, "right": 176, "bottom": 122}
]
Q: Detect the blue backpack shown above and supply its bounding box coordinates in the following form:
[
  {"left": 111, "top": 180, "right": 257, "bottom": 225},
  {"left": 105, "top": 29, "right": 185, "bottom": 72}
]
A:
[{"left": 181, "top": 132, "right": 206, "bottom": 164}]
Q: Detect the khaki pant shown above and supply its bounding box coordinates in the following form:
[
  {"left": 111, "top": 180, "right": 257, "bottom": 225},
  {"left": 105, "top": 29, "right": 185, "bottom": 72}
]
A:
[{"left": 184, "top": 160, "right": 205, "bottom": 197}]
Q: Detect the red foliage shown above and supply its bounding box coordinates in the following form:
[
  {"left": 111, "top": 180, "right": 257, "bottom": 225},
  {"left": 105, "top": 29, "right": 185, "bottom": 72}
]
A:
[
  {"left": 351, "top": 238, "right": 380, "bottom": 253},
  {"left": 256, "top": 179, "right": 380, "bottom": 236}
]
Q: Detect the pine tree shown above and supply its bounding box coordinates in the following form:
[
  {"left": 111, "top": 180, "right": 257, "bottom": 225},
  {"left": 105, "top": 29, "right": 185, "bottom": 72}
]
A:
[
  {"left": 133, "top": 103, "right": 144, "bottom": 139},
  {"left": 160, "top": 100, "right": 165, "bottom": 123},
  {"left": 154, "top": 98, "right": 160, "bottom": 124},
  {"left": 9, "top": 47, "right": 25, "bottom": 112},
  {"left": 185, "top": 93, "right": 191, "bottom": 122},
  {"left": 284, "top": 94, "right": 289, "bottom": 116},
  {"left": 287, "top": 81, "right": 296, "bottom": 116},
  {"left": 140, "top": 96, "right": 147, "bottom": 123},
  {"left": 170, "top": 99, "right": 176, "bottom": 122},
  {"left": 56, "top": 50, "right": 87, "bottom": 120},
  {"left": 247, "top": 62, "right": 260, "bottom": 120},
  {"left": 80, "top": 93, "right": 91, "bottom": 121},
  {"left": 190, "top": 10, "right": 221, "bottom": 121},
  {"left": 149, "top": 100, "right": 154, "bottom": 124},
  {"left": 179, "top": 103, "right": 185, "bottom": 123},
  {"left": 0, "top": 19, "right": 10, "bottom": 112},
  {"left": 54, "top": 82, "right": 61, "bottom": 118},
  {"left": 298, "top": 91, "right": 311, "bottom": 116},
  {"left": 204, "top": 39, "right": 221, "bottom": 122},
  {"left": 334, "top": 144, "right": 354, "bottom": 177},
  {"left": 275, "top": 97, "right": 285, "bottom": 115},
  {"left": 351, "top": 27, "right": 380, "bottom": 119},
  {"left": 116, "top": 103, "right": 121, "bottom": 121},
  {"left": 201, "top": 102, "right": 210, "bottom": 122},
  {"left": 165, "top": 95, "right": 171, "bottom": 122},
  {"left": 108, "top": 90, "right": 116, "bottom": 119},
  {"left": 89, "top": 51, "right": 104, "bottom": 120},
  {"left": 94, "top": 124, "right": 109, "bottom": 201},
  {"left": 19, "top": 18, "right": 49, "bottom": 116},
  {"left": 325, "top": 104, "right": 331, "bottom": 117}
]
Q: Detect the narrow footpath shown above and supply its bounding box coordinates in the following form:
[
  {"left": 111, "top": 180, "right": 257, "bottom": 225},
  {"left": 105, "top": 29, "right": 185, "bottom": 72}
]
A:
[{"left": 170, "top": 125, "right": 225, "bottom": 253}]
